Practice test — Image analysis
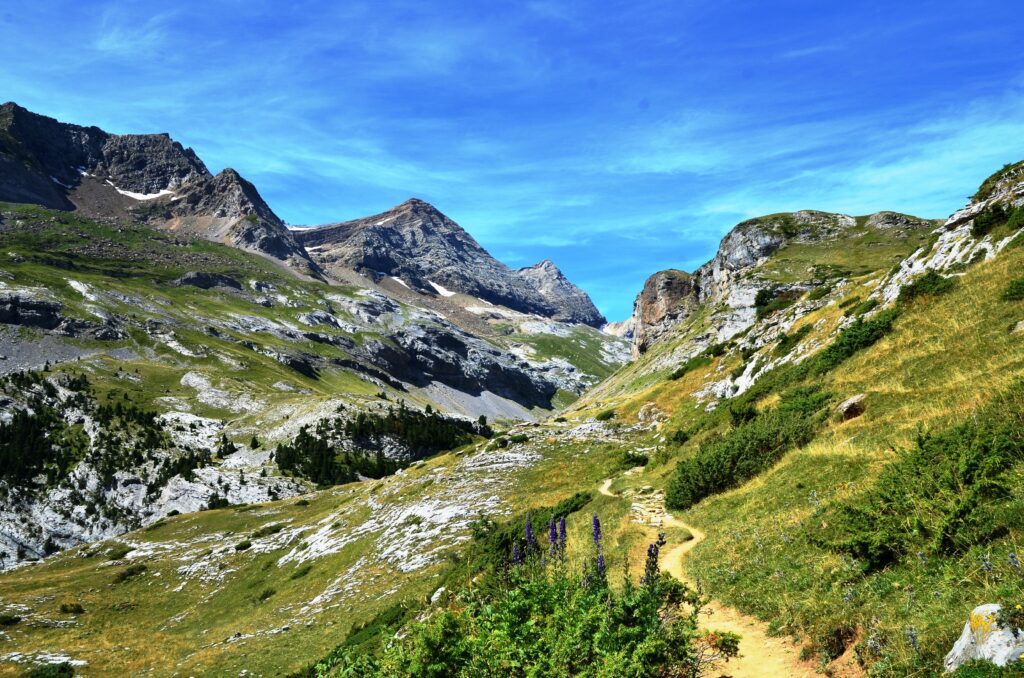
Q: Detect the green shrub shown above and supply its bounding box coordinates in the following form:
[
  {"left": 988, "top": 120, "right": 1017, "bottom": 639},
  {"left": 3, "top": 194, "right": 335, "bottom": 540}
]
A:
[
  {"left": 595, "top": 409, "right": 616, "bottom": 422},
  {"left": 669, "top": 429, "right": 690, "bottom": 445},
  {"left": 806, "top": 285, "right": 832, "bottom": 301},
  {"left": 1008, "top": 206, "right": 1024, "bottom": 230},
  {"left": 846, "top": 298, "right": 879, "bottom": 316},
  {"left": 755, "top": 288, "right": 800, "bottom": 319},
  {"left": 666, "top": 408, "right": 818, "bottom": 510},
  {"left": 808, "top": 309, "right": 899, "bottom": 374},
  {"left": 898, "top": 270, "right": 956, "bottom": 304},
  {"left": 294, "top": 498, "right": 310, "bottom": 507},
  {"left": 972, "top": 205, "right": 1009, "bottom": 237},
  {"left": 838, "top": 295, "right": 862, "bottom": 309},
  {"left": 1001, "top": 277, "right": 1024, "bottom": 301},
  {"left": 777, "top": 385, "right": 832, "bottom": 417},
  {"left": 965, "top": 202, "right": 1024, "bottom": 238},
  {"left": 112, "top": 564, "right": 147, "bottom": 584},
  {"left": 814, "top": 381, "right": 1024, "bottom": 571},
  {"left": 952, "top": 661, "right": 1024, "bottom": 677},
  {"left": 21, "top": 663, "right": 75, "bottom": 678},
  {"left": 289, "top": 564, "right": 313, "bottom": 580},
  {"left": 621, "top": 450, "right": 649, "bottom": 468},
  {"left": 669, "top": 355, "right": 711, "bottom": 380},
  {"left": 106, "top": 544, "right": 131, "bottom": 561},
  {"left": 251, "top": 523, "right": 285, "bottom": 539},
  {"left": 59, "top": 602, "right": 85, "bottom": 614},
  {"left": 235, "top": 540, "right": 252, "bottom": 551},
  {"left": 705, "top": 342, "right": 729, "bottom": 357},
  {"left": 508, "top": 433, "right": 529, "bottom": 444},
  {"left": 258, "top": 587, "right": 276, "bottom": 602},
  {"left": 317, "top": 519, "right": 738, "bottom": 677},
  {"left": 774, "top": 325, "right": 812, "bottom": 356}
]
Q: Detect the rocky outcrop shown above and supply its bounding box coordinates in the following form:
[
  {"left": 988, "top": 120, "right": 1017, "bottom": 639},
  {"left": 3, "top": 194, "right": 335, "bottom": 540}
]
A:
[
  {"left": 876, "top": 168, "right": 1024, "bottom": 304},
  {"left": 364, "top": 324, "right": 560, "bottom": 409},
  {"left": 295, "top": 199, "right": 605, "bottom": 326},
  {"left": 515, "top": 259, "right": 604, "bottom": 326},
  {"left": 944, "top": 604, "right": 1024, "bottom": 672},
  {"left": 0, "top": 290, "right": 64, "bottom": 329},
  {"left": 626, "top": 211, "right": 930, "bottom": 355},
  {"left": 632, "top": 270, "right": 700, "bottom": 355},
  {"left": 174, "top": 272, "right": 243, "bottom": 290},
  {"left": 836, "top": 394, "right": 866, "bottom": 420},
  {"left": 0, "top": 102, "right": 318, "bottom": 276}
]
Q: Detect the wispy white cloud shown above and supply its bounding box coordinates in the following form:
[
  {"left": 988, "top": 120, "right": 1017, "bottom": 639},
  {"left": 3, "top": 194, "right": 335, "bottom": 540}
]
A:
[{"left": 93, "top": 7, "right": 176, "bottom": 55}]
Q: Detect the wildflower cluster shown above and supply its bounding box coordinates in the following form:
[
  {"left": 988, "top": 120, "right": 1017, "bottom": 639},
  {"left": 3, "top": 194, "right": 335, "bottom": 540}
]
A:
[{"left": 319, "top": 511, "right": 740, "bottom": 676}]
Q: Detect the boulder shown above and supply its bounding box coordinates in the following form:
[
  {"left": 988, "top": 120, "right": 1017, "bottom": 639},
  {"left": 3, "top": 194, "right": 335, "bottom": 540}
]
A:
[
  {"left": 174, "top": 271, "right": 242, "bottom": 290},
  {"left": 837, "top": 394, "right": 866, "bottom": 420},
  {"left": 944, "top": 604, "right": 1024, "bottom": 673},
  {"left": 0, "top": 291, "right": 63, "bottom": 329}
]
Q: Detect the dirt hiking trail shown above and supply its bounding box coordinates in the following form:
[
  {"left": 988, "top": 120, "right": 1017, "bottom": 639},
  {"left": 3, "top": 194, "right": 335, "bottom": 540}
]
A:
[{"left": 600, "top": 477, "right": 819, "bottom": 678}]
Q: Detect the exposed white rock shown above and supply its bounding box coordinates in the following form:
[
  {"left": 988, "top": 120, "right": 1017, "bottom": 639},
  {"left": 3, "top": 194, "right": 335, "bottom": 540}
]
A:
[{"left": 944, "top": 604, "right": 1024, "bottom": 673}]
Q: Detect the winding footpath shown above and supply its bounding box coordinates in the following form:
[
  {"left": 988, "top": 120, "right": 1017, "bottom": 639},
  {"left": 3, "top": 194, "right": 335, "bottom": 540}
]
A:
[{"left": 599, "top": 478, "right": 816, "bottom": 678}]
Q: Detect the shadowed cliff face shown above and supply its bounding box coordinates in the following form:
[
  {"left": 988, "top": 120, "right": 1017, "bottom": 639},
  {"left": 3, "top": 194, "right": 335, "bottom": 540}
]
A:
[
  {"left": 294, "top": 199, "right": 606, "bottom": 327},
  {"left": 0, "top": 102, "right": 319, "bottom": 276}
]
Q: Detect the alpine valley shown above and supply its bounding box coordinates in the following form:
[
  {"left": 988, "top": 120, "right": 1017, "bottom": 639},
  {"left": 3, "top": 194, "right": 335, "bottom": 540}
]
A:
[{"left": 2, "top": 103, "right": 1024, "bottom": 677}]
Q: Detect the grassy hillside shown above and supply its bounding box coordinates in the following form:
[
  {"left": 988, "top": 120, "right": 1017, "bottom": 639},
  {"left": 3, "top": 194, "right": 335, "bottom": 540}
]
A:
[{"left": 3, "top": 174, "right": 1024, "bottom": 676}]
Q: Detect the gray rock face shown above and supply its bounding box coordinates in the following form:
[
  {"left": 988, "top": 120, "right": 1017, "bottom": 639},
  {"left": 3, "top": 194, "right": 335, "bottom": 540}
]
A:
[
  {"left": 295, "top": 199, "right": 605, "bottom": 326},
  {"left": 174, "top": 272, "right": 243, "bottom": 290},
  {"left": 0, "top": 102, "right": 205, "bottom": 205},
  {"left": 944, "top": 604, "right": 1024, "bottom": 673},
  {"left": 0, "top": 291, "right": 63, "bottom": 329},
  {"left": 628, "top": 211, "right": 877, "bottom": 355},
  {"left": 515, "top": 259, "right": 604, "bottom": 326},
  {"left": 0, "top": 102, "right": 318, "bottom": 276},
  {"left": 363, "top": 323, "right": 559, "bottom": 409}
]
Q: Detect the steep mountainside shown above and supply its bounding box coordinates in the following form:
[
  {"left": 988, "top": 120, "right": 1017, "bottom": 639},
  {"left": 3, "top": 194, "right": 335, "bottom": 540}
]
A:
[
  {"left": 0, "top": 103, "right": 318, "bottom": 276},
  {"left": 0, "top": 105, "right": 626, "bottom": 573},
  {"left": 4, "top": 160, "right": 1024, "bottom": 676},
  {"left": 0, "top": 202, "right": 626, "bottom": 567},
  {"left": 294, "top": 198, "right": 605, "bottom": 326},
  {"left": 4, "top": 102, "right": 1024, "bottom": 678}
]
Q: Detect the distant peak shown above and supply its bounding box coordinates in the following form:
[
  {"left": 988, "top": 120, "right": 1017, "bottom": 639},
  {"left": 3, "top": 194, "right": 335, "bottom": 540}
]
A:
[
  {"left": 394, "top": 197, "right": 444, "bottom": 215},
  {"left": 520, "top": 259, "right": 561, "bottom": 275}
]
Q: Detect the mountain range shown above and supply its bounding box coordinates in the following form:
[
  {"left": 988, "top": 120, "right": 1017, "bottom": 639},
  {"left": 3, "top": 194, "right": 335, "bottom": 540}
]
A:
[{"left": 1, "top": 103, "right": 1023, "bottom": 677}]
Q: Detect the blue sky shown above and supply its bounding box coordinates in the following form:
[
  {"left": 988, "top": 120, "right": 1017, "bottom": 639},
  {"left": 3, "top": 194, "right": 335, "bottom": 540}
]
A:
[{"left": 2, "top": 1, "right": 1023, "bottom": 320}]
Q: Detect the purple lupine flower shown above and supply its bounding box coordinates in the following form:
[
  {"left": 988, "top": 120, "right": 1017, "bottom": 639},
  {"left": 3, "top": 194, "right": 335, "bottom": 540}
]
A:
[
  {"left": 596, "top": 553, "right": 606, "bottom": 577},
  {"left": 558, "top": 516, "right": 567, "bottom": 552},
  {"left": 1010, "top": 552, "right": 1020, "bottom": 571},
  {"left": 512, "top": 542, "right": 523, "bottom": 566},
  {"left": 905, "top": 626, "right": 919, "bottom": 653},
  {"left": 642, "top": 533, "right": 667, "bottom": 585},
  {"left": 525, "top": 517, "right": 537, "bottom": 551},
  {"left": 549, "top": 516, "right": 557, "bottom": 548},
  {"left": 592, "top": 513, "right": 602, "bottom": 544}
]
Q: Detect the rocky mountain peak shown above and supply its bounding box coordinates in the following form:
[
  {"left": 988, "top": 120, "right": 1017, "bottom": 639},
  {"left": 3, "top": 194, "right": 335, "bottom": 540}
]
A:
[
  {"left": 0, "top": 103, "right": 319, "bottom": 276},
  {"left": 516, "top": 259, "right": 605, "bottom": 326},
  {"left": 295, "top": 200, "right": 605, "bottom": 326}
]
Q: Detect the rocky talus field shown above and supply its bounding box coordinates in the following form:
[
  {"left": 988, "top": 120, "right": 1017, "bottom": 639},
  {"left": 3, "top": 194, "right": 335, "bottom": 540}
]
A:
[{"left": 1, "top": 103, "right": 1024, "bottom": 677}]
